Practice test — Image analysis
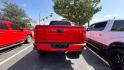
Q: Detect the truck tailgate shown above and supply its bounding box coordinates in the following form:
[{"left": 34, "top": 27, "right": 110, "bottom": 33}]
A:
[{"left": 35, "top": 25, "right": 86, "bottom": 43}]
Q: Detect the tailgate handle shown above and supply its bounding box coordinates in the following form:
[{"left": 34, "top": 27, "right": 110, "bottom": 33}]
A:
[{"left": 56, "top": 29, "right": 64, "bottom": 33}]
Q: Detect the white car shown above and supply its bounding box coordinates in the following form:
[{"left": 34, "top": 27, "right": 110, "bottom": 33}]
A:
[{"left": 86, "top": 20, "right": 124, "bottom": 70}]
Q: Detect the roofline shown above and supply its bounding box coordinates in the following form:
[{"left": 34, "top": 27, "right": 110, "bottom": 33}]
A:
[{"left": 91, "top": 19, "right": 124, "bottom": 24}]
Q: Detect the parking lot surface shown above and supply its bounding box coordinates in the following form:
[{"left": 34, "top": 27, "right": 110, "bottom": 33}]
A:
[{"left": 0, "top": 43, "right": 110, "bottom": 70}]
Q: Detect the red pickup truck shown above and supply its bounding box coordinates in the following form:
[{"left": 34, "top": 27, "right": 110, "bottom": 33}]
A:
[
  {"left": 0, "top": 20, "right": 33, "bottom": 50},
  {"left": 34, "top": 21, "right": 86, "bottom": 58}
]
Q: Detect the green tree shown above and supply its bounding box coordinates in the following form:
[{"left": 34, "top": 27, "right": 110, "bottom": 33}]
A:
[
  {"left": 53, "top": 0, "right": 101, "bottom": 25},
  {"left": 0, "top": 2, "right": 30, "bottom": 28}
]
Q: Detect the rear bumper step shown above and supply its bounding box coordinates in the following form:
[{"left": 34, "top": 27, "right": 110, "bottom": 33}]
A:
[{"left": 34, "top": 43, "right": 86, "bottom": 52}]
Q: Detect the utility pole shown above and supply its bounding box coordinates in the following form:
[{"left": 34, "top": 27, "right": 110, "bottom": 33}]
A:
[{"left": 39, "top": 13, "right": 41, "bottom": 25}]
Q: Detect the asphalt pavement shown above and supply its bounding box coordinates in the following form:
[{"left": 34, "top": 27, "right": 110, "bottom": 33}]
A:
[{"left": 0, "top": 43, "right": 111, "bottom": 70}]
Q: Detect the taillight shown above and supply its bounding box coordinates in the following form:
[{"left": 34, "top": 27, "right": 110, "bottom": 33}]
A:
[
  {"left": 82, "top": 29, "right": 86, "bottom": 42},
  {"left": 34, "top": 30, "right": 37, "bottom": 39}
]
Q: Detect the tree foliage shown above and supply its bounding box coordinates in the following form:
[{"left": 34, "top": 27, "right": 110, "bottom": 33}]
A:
[
  {"left": 2, "top": 2, "right": 26, "bottom": 20},
  {"left": 53, "top": 0, "right": 101, "bottom": 25},
  {"left": 0, "top": 2, "right": 31, "bottom": 28}
]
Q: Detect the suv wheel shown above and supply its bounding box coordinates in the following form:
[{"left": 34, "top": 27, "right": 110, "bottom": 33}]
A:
[
  {"left": 109, "top": 49, "right": 124, "bottom": 70},
  {"left": 66, "top": 51, "right": 81, "bottom": 59},
  {"left": 24, "top": 35, "right": 32, "bottom": 44}
]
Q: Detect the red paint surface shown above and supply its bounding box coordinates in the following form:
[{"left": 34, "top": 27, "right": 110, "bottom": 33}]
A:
[
  {"left": 0, "top": 20, "right": 32, "bottom": 48},
  {"left": 34, "top": 25, "right": 86, "bottom": 52},
  {"left": 34, "top": 44, "right": 83, "bottom": 52}
]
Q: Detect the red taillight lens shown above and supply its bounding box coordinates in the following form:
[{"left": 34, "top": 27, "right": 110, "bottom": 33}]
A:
[
  {"left": 34, "top": 30, "right": 37, "bottom": 39},
  {"left": 82, "top": 29, "right": 86, "bottom": 42}
]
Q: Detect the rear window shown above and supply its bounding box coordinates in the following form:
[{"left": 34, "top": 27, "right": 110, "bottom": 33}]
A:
[
  {"left": 111, "top": 20, "right": 124, "bottom": 31},
  {"left": 49, "top": 21, "right": 71, "bottom": 26},
  {"left": 0, "top": 21, "right": 8, "bottom": 30},
  {"left": 10, "top": 23, "right": 20, "bottom": 30}
]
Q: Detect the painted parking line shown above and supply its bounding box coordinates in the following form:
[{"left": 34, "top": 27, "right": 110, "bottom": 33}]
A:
[
  {"left": 86, "top": 46, "right": 110, "bottom": 66},
  {"left": 0, "top": 44, "right": 33, "bottom": 66}
]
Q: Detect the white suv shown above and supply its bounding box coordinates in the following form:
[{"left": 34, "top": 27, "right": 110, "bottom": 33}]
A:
[{"left": 86, "top": 20, "right": 124, "bottom": 70}]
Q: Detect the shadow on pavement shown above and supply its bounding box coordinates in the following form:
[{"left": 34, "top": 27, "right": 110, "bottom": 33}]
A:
[
  {"left": 82, "top": 48, "right": 111, "bottom": 70},
  {"left": 8, "top": 50, "right": 74, "bottom": 70},
  {"left": 0, "top": 44, "right": 22, "bottom": 54}
]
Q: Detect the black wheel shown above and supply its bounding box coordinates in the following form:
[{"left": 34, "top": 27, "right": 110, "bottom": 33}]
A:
[
  {"left": 109, "top": 49, "right": 124, "bottom": 70},
  {"left": 37, "top": 50, "right": 47, "bottom": 56},
  {"left": 24, "top": 35, "right": 32, "bottom": 44},
  {"left": 66, "top": 51, "right": 81, "bottom": 59}
]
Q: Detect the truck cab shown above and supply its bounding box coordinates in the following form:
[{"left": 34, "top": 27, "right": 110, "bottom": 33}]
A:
[{"left": 0, "top": 20, "right": 32, "bottom": 50}]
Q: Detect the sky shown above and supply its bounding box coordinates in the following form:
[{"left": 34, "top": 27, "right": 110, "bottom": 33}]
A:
[
  {"left": 91, "top": 0, "right": 124, "bottom": 23},
  {"left": 1, "top": 0, "right": 124, "bottom": 25}
]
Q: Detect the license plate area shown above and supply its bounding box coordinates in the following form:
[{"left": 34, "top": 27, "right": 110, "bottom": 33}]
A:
[{"left": 51, "top": 43, "right": 69, "bottom": 48}]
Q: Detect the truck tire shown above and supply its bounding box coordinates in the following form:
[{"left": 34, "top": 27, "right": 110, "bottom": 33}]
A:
[
  {"left": 66, "top": 51, "right": 81, "bottom": 59},
  {"left": 24, "top": 35, "right": 32, "bottom": 44},
  {"left": 109, "top": 49, "right": 124, "bottom": 70},
  {"left": 37, "top": 50, "right": 47, "bottom": 56}
]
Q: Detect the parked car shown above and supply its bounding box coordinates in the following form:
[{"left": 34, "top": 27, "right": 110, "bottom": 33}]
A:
[
  {"left": 34, "top": 21, "right": 86, "bottom": 58},
  {"left": 0, "top": 20, "right": 33, "bottom": 50},
  {"left": 86, "top": 19, "right": 124, "bottom": 70}
]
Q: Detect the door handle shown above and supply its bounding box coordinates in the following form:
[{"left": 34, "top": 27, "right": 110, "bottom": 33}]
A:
[{"left": 99, "top": 34, "right": 102, "bottom": 36}]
